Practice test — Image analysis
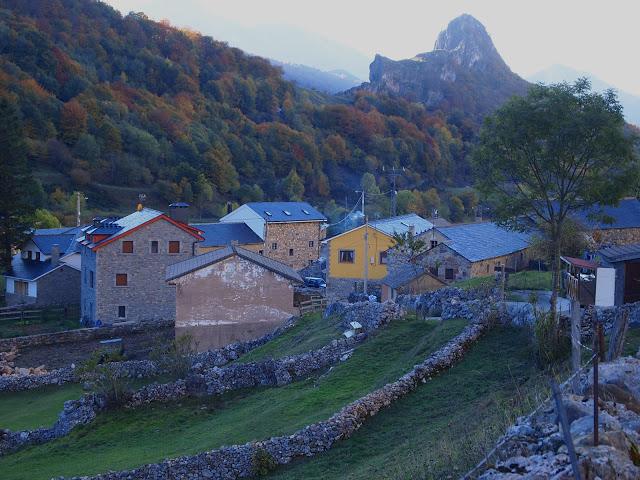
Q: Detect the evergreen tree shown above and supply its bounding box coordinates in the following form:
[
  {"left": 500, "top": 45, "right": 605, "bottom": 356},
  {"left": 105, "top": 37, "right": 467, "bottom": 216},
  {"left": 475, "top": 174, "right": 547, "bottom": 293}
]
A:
[
  {"left": 283, "top": 168, "right": 305, "bottom": 201},
  {"left": 0, "top": 99, "right": 37, "bottom": 269}
]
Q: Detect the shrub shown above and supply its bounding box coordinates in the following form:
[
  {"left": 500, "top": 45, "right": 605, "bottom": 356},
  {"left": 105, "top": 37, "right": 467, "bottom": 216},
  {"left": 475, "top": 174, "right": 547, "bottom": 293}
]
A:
[
  {"left": 252, "top": 448, "right": 277, "bottom": 476},
  {"left": 75, "top": 348, "right": 130, "bottom": 407},
  {"left": 149, "top": 333, "right": 196, "bottom": 379},
  {"left": 533, "top": 311, "right": 570, "bottom": 367}
]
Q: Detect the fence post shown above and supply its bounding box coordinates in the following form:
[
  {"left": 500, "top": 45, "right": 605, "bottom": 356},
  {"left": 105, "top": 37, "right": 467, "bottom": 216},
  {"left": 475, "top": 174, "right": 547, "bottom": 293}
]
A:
[
  {"left": 593, "top": 332, "right": 599, "bottom": 447},
  {"left": 597, "top": 322, "right": 605, "bottom": 361},
  {"left": 551, "top": 380, "right": 582, "bottom": 480},
  {"left": 570, "top": 299, "right": 581, "bottom": 393}
]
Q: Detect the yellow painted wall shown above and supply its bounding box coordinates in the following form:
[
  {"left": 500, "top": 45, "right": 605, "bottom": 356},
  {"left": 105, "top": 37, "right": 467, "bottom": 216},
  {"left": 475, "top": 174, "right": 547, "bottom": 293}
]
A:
[{"left": 327, "top": 225, "right": 395, "bottom": 280}]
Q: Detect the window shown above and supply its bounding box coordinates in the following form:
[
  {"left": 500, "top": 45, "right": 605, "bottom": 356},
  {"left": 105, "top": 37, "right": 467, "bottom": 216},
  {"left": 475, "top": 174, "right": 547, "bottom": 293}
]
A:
[
  {"left": 27, "top": 251, "right": 32, "bottom": 260},
  {"left": 35, "top": 252, "right": 41, "bottom": 261},
  {"left": 339, "top": 250, "right": 355, "bottom": 263},
  {"left": 309, "top": 241, "right": 314, "bottom": 248},
  {"left": 122, "top": 241, "right": 133, "bottom": 253},
  {"left": 168, "top": 241, "right": 180, "bottom": 254},
  {"left": 118, "top": 306, "right": 126, "bottom": 319},
  {"left": 430, "top": 240, "right": 438, "bottom": 249},
  {"left": 486, "top": 264, "right": 490, "bottom": 273},
  {"left": 15, "top": 280, "right": 28, "bottom": 296},
  {"left": 150, "top": 240, "right": 159, "bottom": 253},
  {"left": 379, "top": 251, "right": 388, "bottom": 264},
  {"left": 445, "top": 268, "right": 455, "bottom": 280},
  {"left": 271, "top": 242, "right": 278, "bottom": 250},
  {"left": 90, "top": 270, "right": 94, "bottom": 288},
  {"left": 289, "top": 248, "right": 294, "bottom": 256},
  {"left": 115, "top": 273, "right": 128, "bottom": 286},
  {"left": 259, "top": 250, "right": 264, "bottom": 255}
]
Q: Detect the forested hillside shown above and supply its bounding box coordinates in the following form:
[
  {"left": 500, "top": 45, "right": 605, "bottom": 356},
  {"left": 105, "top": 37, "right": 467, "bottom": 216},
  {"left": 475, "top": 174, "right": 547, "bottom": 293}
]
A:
[{"left": 0, "top": 0, "right": 474, "bottom": 222}]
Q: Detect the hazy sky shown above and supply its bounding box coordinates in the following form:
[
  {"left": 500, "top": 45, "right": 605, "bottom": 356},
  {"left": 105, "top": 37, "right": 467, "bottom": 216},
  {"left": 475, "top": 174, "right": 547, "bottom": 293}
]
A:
[{"left": 107, "top": 0, "right": 640, "bottom": 96}]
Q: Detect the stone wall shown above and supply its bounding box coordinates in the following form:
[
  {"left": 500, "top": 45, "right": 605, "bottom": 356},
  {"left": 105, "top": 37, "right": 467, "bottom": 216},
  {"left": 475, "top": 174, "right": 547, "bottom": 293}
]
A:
[
  {"left": 396, "top": 285, "right": 498, "bottom": 318},
  {"left": 0, "top": 319, "right": 174, "bottom": 352},
  {"left": 68, "top": 319, "right": 490, "bottom": 480},
  {"left": 476, "top": 356, "right": 640, "bottom": 479},
  {"left": 264, "top": 221, "right": 322, "bottom": 270},
  {"left": 593, "top": 227, "right": 640, "bottom": 246}
]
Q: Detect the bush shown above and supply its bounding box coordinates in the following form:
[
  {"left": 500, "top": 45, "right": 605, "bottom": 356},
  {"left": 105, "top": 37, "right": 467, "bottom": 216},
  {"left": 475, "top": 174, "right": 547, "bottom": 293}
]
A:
[
  {"left": 533, "top": 311, "right": 570, "bottom": 367},
  {"left": 149, "top": 333, "right": 196, "bottom": 378},
  {"left": 75, "top": 348, "right": 130, "bottom": 407},
  {"left": 251, "top": 448, "right": 277, "bottom": 476}
]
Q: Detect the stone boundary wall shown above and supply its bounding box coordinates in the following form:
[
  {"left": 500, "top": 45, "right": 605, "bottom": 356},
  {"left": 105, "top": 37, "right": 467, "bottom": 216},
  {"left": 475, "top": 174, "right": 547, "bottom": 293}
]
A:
[
  {"left": 0, "top": 317, "right": 299, "bottom": 394},
  {"left": 396, "top": 286, "right": 497, "bottom": 318},
  {"left": 0, "top": 319, "right": 174, "bottom": 352},
  {"left": 68, "top": 319, "right": 490, "bottom": 479}
]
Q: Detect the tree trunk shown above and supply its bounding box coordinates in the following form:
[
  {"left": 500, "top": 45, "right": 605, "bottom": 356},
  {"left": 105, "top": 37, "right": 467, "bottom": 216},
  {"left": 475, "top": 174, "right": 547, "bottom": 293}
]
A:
[{"left": 549, "top": 233, "right": 562, "bottom": 329}]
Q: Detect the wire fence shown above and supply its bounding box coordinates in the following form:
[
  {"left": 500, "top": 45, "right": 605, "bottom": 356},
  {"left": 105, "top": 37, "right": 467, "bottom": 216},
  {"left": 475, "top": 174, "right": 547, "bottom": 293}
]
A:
[{"left": 462, "top": 348, "right": 599, "bottom": 480}]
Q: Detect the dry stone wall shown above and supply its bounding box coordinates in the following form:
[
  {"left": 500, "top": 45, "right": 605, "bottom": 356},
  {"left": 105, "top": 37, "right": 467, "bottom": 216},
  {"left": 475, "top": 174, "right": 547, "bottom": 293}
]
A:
[
  {"left": 67, "top": 315, "right": 491, "bottom": 480},
  {"left": 476, "top": 356, "right": 640, "bottom": 479}
]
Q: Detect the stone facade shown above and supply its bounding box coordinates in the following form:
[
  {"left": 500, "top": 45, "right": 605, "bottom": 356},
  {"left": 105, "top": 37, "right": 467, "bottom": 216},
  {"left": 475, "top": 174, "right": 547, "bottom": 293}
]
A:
[
  {"left": 172, "top": 256, "right": 298, "bottom": 351},
  {"left": 6, "top": 265, "right": 80, "bottom": 308},
  {"left": 196, "top": 242, "right": 262, "bottom": 256},
  {"left": 263, "top": 221, "right": 322, "bottom": 270},
  {"left": 416, "top": 243, "right": 529, "bottom": 283},
  {"left": 81, "top": 219, "right": 198, "bottom": 324}
]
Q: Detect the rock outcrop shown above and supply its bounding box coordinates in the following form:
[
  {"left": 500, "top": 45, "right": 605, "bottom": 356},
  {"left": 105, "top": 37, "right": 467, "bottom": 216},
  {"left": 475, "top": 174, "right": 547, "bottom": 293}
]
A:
[{"left": 361, "top": 14, "right": 530, "bottom": 120}]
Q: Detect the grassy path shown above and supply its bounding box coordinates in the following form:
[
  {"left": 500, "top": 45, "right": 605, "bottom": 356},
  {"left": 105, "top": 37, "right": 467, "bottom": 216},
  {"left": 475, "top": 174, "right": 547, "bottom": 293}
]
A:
[
  {"left": 0, "top": 317, "right": 465, "bottom": 480},
  {"left": 0, "top": 383, "right": 84, "bottom": 431},
  {"left": 269, "top": 326, "right": 543, "bottom": 480}
]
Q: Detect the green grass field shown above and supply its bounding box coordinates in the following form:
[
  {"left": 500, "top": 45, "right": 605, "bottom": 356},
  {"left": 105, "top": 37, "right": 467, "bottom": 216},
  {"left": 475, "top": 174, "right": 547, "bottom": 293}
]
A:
[
  {"left": 454, "top": 270, "right": 552, "bottom": 292},
  {"left": 0, "top": 317, "right": 466, "bottom": 480},
  {"left": 237, "top": 313, "right": 342, "bottom": 363},
  {"left": 269, "top": 326, "right": 543, "bottom": 480},
  {"left": 0, "top": 383, "right": 84, "bottom": 431}
]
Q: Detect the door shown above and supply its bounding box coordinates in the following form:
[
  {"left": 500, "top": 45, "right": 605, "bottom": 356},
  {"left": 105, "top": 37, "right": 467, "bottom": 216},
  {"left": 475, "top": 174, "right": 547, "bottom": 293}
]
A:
[{"left": 624, "top": 261, "right": 640, "bottom": 304}]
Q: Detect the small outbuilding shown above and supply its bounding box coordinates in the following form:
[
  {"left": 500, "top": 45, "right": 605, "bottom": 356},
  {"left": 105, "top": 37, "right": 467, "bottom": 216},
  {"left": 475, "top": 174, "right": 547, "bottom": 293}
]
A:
[
  {"left": 381, "top": 263, "right": 445, "bottom": 302},
  {"left": 166, "top": 245, "right": 303, "bottom": 350},
  {"left": 598, "top": 243, "right": 640, "bottom": 305}
]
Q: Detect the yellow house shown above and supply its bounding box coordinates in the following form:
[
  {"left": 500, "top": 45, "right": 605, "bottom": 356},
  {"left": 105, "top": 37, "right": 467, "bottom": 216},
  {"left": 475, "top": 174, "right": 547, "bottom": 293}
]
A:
[{"left": 327, "top": 224, "right": 395, "bottom": 282}]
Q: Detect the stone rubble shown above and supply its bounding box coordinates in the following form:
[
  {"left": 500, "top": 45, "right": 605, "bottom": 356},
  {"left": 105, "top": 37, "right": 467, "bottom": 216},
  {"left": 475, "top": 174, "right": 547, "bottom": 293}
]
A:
[
  {"left": 0, "top": 347, "right": 48, "bottom": 377},
  {"left": 477, "top": 356, "right": 640, "bottom": 479}
]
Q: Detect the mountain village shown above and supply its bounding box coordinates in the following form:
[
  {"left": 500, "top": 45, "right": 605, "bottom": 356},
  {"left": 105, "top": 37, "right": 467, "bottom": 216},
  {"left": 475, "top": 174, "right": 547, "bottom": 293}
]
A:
[{"left": 1, "top": 2, "right": 640, "bottom": 480}]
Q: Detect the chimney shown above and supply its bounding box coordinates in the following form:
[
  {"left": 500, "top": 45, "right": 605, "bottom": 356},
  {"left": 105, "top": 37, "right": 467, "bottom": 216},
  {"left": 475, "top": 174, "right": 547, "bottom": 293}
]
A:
[
  {"left": 51, "top": 244, "right": 60, "bottom": 267},
  {"left": 408, "top": 225, "right": 416, "bottom": 237},
  {"left": 168, "top": 202, "right": 190, "bottom": 224}
]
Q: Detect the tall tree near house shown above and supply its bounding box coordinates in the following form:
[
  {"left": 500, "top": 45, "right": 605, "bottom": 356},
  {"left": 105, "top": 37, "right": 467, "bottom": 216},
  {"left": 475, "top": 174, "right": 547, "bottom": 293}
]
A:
[
  {"left": 0, "top": 98, "right": 37, "bottom": 269},
  {"left": 473, "top": 79, "right": 638, "bottom": 327}
]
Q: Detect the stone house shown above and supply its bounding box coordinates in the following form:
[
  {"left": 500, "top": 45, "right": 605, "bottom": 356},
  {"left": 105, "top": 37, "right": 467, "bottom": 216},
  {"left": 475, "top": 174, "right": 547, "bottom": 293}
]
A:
[
  {"left": 417, "top": 222, "right": 532, "bottom": 283},
  {"left": 166, "top": 244, "right": 303, "bottom": 350},
  {"left": 381, "top": 263, "right": 445, "bottom": 302},
  {"left": 4, "top": 227, "right": 83, "bottom": 307},
  {"left": 78, "top": 208, "right": 203, "bottom": 325},
  {"left": 326, "top": 214, "right": 433, "bottom": 299},
  {"left": 219, "top": 202, "right": 326, "bottom": 270}
]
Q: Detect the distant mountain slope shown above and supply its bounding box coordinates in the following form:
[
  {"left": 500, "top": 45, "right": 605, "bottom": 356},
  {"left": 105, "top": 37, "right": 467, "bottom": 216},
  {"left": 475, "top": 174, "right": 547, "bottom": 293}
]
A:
[
  {"left": 359, "top": 14, "right": 530, "bottom": 121},
  {"left": 528, "top": 65, "right": 640, "bottom": 126},
  {"left": 271, "top": 60, "right": 362, "bottom": 94},
  {"left": 0, "top": 0, "right": 470, "bottom": 220}
]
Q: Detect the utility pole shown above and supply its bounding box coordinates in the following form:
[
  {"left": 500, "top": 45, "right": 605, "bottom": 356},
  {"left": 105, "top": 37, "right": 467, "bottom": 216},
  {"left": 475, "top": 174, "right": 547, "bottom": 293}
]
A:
[
  {"left": 355, "top": 189, "right": 365, "bottom": 216},
  {"left": 384, "top": 165, "right": 404, "bottom": 217},
  {"left": 76, "top": 191, "right": 82, "bottom": 227},
  {"left": 363, "top": 215, "right": 369, "bottom": 296}
]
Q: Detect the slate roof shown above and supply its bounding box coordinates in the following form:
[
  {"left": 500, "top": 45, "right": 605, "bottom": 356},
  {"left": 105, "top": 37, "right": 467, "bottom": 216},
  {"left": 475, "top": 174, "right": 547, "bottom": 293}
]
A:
[
  {"left": 166, "top": 245, "right": 303, "bottom": 283},
  {"left": 5, "top": 254, "right": 62, "bottom": 281},
  {"left": 245, "top": 202, "right": 326, "bottom": 222},
  {"left": 191, "top": 222, "right": 263, "bottom": 248},
  {"left": 30, "top": 226, "right": 83, "bottom": 256},
  {"left": 383, "top": 263, "right": 442, "bottom": 289},
  {"left": 557, "top": 198, "right": 640, "bottom": 230},
  {"left": 370, "top": 214, "right": 433, "bottom": 237},
  {"left": 437, "top": 222, "right": 532, "bottom": 262},
  {"left": 598, "top": 243, "right": 640, "bottom": 263}
]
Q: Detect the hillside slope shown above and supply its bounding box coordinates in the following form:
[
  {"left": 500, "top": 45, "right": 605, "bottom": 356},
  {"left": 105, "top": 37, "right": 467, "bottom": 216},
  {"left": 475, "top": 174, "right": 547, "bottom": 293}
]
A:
[
  {"left": 360, "top": 14, "right": 530, "bottom": 122},
  {"left": 0, "top": 0, "right": 469, "bottom": 219}
]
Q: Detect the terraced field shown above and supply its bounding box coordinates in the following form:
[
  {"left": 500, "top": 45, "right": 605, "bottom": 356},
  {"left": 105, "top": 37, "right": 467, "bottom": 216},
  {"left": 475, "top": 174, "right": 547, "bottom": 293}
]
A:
[{"left": 0, "top": 316, "right": 465, "bottom": 480}]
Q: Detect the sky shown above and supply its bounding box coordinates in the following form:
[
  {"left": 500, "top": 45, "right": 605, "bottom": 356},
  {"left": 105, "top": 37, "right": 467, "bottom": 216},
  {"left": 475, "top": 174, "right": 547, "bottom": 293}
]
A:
[{"left": 107, "top": 0, "right": 640, "bottom": 96}]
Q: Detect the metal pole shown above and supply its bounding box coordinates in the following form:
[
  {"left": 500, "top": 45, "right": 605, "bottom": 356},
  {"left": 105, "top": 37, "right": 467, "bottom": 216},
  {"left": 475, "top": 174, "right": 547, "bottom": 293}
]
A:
[
  {"left": 571, "top": 299, "right": 581, "bottom": 393},
  {"left": 597, "top": 322, "right": 605, "bottom": 362},
  {"left": 551, "top": 380, "right": 582, "bottom": 480},
  {"left": 593, "top": 347, "right": 599, "bottom": 446},
  {"left": 363, "top": 217, "right": 369, "bottom": 296}
]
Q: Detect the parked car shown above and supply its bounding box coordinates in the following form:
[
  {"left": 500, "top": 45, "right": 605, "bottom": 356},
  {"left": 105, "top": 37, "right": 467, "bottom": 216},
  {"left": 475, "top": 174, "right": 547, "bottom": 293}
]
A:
[{"left": 304, "top": 277, "right": 326, "bottom": 288}]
